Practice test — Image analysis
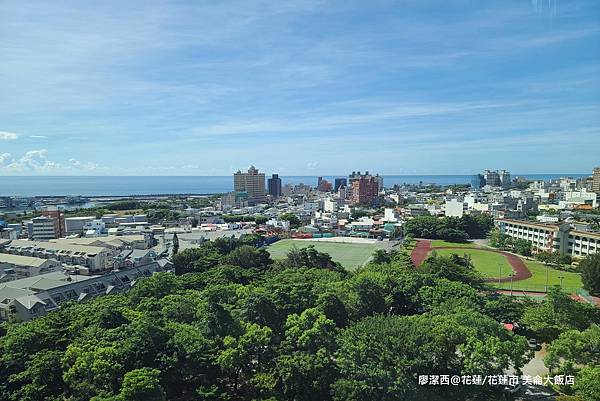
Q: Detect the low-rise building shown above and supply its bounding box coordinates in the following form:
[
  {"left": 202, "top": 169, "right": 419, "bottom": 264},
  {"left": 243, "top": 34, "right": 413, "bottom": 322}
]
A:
[
  {"left": 568, "top": 231, "right": 600, "bottom": 258},
  {"left": 65, "top": 216, "right": 95, "bottom": 236},
  {"left": 1, "top": 240, "right": 115, "bottom": 273},
  {"left": 0, "top": 254, "right": 62, "bottom": 282},
  {"left": 444, "top": 199, "right": 465, "bottom": 218},
  {"left": 31, "top": 216, "right": 59, "bottom": 240},
  {"left": 0, "top": 260, "right": 171, "bottom": 321},
  {"left": 497, "top": 218, "right": 599, "bottom": 258},
  {"left": 497, "top": 219, "right": 570, "bottom": 253}
]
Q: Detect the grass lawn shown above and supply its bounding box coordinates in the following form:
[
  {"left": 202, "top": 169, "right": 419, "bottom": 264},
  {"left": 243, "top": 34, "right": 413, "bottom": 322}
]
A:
[
  {"left": 267, "top": 239, "right": 377, "bottom": 270},
  {"left": 430, "top": 240, "right": 481, "bottom": 248},
  {"left": 492, "top": 260, "right": 583, "bottom": 293},
  {"left": 428, "top": 248, "right": 513, "bottom": 279}
]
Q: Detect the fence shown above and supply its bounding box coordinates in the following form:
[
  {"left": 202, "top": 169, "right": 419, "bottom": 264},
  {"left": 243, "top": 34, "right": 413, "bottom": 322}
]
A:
[{"left": 492, "top": 283, "right": 581, "bottom": 294}]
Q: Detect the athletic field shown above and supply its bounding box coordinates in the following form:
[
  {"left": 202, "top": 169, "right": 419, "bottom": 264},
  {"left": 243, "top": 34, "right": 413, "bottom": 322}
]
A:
[
  {"left": 491, "top": 260, "right": 583, "bottom": 293},
  {"left": 266, "top": 239, "right": 377, "bottom": 270},
  {"left": 429, "top": 248, "right": 513, "bottom": 279}
]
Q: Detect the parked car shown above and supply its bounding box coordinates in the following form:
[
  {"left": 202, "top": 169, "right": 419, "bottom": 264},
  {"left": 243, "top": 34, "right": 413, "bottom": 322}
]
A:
[{"left": 527, "top": 338, "right": 538, "bottom": 350}]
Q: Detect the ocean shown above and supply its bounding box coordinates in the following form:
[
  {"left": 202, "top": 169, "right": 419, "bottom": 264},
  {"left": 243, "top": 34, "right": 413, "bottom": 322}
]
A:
[{"left": 0, "top": 174, "right": 588, "bottom": 197}]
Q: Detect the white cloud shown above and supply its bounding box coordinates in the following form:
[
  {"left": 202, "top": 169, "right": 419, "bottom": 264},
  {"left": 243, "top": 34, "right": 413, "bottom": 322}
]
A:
[
  {"left": 68, "top": 158, "right": 98, "bottom": 170},
  {"left": 0, "top": 150, "right": 100, "bottom": 173},
  {"left": 5, "top": 149, "right": 58, "bottom": 171},
  {"left": 0, "top": 131, "right": 18, "bottom": 140},
  {"left": 30, "top": 135, "right": 48, "bottom": 138},
  {"left": 0, "top": 153, "right": 13, "bottom": 166}
]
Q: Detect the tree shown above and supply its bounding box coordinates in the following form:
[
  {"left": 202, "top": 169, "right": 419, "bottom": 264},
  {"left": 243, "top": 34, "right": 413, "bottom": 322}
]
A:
[
  {"left": 332, "top": 312, "right": 528, "bottom": 401},
  {"left": 172, "top": 233, "right": 179, "bottom": 256},
  {"left": 0, "top": 232, "right": 576, "bottom": 401},
  {"left": 281, "top": 246, "right": 343, "bottom": 272},
  {"left": 216, "top": 323, "right": 273, "bottom": 397},
  {"left": 419, "top": 253, "right": 484, "bottom": 288},
  {"left": 171, "top": 245, "right": 221, "bottom": 275},
  {"left": 254, "top": 215, "right": 268, "bottom": 225},
  {"left": 403, "top": 216, "right": 472, "bottom": 243},
  {"left": 489, "top": 229, "right": 508, "bottom": 249},
  {"left": 280, "top": 213, "right": 301, "bottom": 229},
  {"left": 545, "top": 325, "right": 600, "bottom": 400},
  {"left": 221, "top": 245, "right": 272, "bottom": 270},
  {"left": 275, "top": 309, "right": 338, "bottom": 401},
  {"left": 119, "top": 368, "right": 166, "bottom": 401},
  {"left": 371, "top": 249, "right": 390, "bottom": 265},
  {"left": 580, "top": 254, "right": 600, "bottom": 295},
  {"left": 572, "top": 366, "right": 600, "bottom": 401},
  {"left": 513, "top": 239, "right": 532, "bottom": 257},
  {"left": 521, "top": 287, "right": 600, "bottom": 342}
]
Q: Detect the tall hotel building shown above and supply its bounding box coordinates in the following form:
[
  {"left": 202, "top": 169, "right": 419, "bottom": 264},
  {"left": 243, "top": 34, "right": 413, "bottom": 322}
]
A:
[
  {"left": 233, "top": 166, "right": 266, "bottom": 205},
  {"left": 349, "top": 172, "right": 380, "bottom": 205},
  {"left": 267, "top": 174, "right": 282, "bottom": 198}
]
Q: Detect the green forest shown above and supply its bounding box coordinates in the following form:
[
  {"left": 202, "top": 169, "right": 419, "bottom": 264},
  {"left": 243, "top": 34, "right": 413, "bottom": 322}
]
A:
[{"left": 1, "top": 236, "right": 599, "bottom": 401}]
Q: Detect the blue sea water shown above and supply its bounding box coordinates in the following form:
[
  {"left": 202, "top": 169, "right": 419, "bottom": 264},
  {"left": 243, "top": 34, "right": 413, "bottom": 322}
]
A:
[{"left": 0, "top": 174, "right": 588, "bottom": 197}]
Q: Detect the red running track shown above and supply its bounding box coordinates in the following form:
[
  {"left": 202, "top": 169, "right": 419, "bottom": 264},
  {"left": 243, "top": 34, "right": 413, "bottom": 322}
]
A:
[
  {"left": 410, "top": 239, "right": 431, "bottom": 266},
  {"left": 410, "top": 240, "right": 532, "bottom": 282}
]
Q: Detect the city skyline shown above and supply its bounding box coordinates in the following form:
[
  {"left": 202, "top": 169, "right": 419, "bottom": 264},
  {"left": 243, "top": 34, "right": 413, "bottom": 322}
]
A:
[{"left": 1, "top": 0, "right": 600, "bottom": 176}]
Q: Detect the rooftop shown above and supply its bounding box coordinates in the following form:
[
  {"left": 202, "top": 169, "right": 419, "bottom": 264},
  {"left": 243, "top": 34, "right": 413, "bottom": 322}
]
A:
[{"left": 0, "top": 253, "right": 49, "bottom": 268}]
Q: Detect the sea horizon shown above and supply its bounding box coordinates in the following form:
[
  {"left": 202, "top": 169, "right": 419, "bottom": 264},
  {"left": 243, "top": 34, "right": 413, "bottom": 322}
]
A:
[{"left": 0, "top": 173, "right": 589, "bottom": 197}]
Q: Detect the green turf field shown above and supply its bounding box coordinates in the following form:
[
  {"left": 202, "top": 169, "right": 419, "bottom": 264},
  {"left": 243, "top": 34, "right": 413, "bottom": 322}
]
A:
[
  {"left": 428, "top": 248, "right": 513, "bottom": 278},
  {"left": 267, "top": 239, "right": 377, "bottom": 270},
  {"left": 430, "top": 240, "right": 481, "bottom": 248},
  {"left": 491, "top": 260, "right": 583, "bottom": 293}
]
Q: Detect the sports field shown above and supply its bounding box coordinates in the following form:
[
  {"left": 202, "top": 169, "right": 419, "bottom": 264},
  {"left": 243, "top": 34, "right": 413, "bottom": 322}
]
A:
[
  {"left": 267, "top": 239, "right": 377, "bottom": 270},
  {"left": 491, "top": 260, "right": 583, "bottom": 293},
  {"left": 429, "top": 248, "right": 513, "bottom": 279}
]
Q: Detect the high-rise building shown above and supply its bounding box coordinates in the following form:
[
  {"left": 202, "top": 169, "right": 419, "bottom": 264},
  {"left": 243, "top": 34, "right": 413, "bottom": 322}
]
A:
[
  {"left": 41, "top": 207, "right": 65, "bottom": 238},
  {"left": 317, "top": 179, "right": 333, "bottom": 192},
  {"left": 480, "top": 169, "right": 511, "bottom": 188},
  {"left": 267, "top": 174, "right": 282, "bottom": 198},
  {"left": 375, "top": 174, "right": 384, "bottom": 192},
  {"left": 471, "top": 174, "right": 485, "bottom": 189},
  {"left": 499, "top": 170, "right": 511, "bottom": 188},
  {"left": 334, "top": 178, "right": 347, "bottom": 192},
  {"left": 233, "top": 166, "right": 266, "bottom": 205},
  {"left": 593, "top": 167, "right": 600, "bottom": 193},
  {"left": 350, "top": 173, "right": 380, "bottom": 205},
  {"left": 483, "top": 170, "right": 501, "bottom": 187}
]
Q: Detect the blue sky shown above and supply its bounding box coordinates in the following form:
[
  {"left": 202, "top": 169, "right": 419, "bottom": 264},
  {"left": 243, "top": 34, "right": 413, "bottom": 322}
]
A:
[{"left": 1, "top": 0, "right": 599, "bottom": 176}]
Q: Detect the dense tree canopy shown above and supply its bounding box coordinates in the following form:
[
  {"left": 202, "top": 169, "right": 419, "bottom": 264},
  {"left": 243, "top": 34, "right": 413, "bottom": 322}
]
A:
[
  {"left": 580, "top": 253, "right": 600, "bottom": 295},
  {"left": 0, "top": 235, "right": 594, "bottom": 401},
  {"left": 403, "top": 214, "right": 493, "bottom": 242}
]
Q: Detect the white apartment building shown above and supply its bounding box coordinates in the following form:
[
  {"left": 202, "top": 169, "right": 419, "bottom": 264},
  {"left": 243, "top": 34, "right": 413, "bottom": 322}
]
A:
[
  {"left": 444, "top": 199, "right": 465, "bottom": 218},
  {"left": 497, "top": 218, "right": 599, "bottom": 258},
  {"left": 83, "top": 219, "right": 106, "bottom": 236},
  {"left": 561, "top": 189, "right": 598, "bottom": 208},
  {"left": 65, "top": 216, "right": 95, "bottom": 235},
  {"left": 31, "top": 216, "right": 58, "bottom": 240},
  {"left": 383, "top": 208, "right": 400, "bottom": 222},
  {"left": 568, "top": 231, "right": 600, "bottom": 258},
  {"left": 497, "top": 219, "right": 570, "bottom": 253}
]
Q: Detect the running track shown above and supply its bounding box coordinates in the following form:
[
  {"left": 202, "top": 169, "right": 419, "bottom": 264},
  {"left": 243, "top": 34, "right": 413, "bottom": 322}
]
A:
[{"left": 410, "top": 239, "right": 532, "bottom": 282}]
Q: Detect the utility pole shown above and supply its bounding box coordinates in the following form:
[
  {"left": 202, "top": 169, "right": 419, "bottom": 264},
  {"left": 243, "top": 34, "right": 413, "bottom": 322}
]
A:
[
  {"left": 558, "top": 275, "right": 564, "bottom": 289},
  {"left": 498, "top": 263, "right": 502, "bottom": 287},
  {"left": 510, "top": 273, "right": 514, "bottom": 297}
]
